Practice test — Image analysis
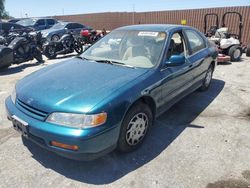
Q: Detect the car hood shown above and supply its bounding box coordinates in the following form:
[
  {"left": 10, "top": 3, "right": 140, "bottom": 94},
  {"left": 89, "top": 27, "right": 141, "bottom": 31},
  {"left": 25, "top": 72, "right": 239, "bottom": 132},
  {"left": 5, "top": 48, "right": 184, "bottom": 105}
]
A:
[{"left": 16, "top": 58, "right": 148, "bottom": 114}]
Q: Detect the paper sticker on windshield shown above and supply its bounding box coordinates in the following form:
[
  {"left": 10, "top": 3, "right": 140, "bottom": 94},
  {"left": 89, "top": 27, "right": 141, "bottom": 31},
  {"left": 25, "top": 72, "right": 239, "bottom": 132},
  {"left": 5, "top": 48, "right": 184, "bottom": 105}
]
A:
[{"left": 138, "top": 32, "right": 159, "bottom": 37}]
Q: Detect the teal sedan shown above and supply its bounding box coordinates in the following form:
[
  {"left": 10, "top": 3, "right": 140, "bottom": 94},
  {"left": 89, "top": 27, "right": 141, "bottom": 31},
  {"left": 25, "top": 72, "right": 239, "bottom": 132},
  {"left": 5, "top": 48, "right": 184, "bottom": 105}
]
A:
[{"left": 5, "top": 24, "right": 217, "bottom": 160}]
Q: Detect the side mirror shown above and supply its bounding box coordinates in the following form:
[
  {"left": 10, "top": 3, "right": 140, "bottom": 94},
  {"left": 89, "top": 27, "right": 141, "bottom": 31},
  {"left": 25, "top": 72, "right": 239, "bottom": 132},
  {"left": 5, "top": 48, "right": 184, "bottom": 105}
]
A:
[{"left": 165, "top": 55, "right": 185, "bottom": 66}]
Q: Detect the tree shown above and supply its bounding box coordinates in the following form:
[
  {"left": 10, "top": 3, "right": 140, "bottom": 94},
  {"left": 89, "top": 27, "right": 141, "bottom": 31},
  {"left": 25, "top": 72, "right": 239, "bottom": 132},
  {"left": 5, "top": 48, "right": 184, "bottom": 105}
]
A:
[{"left": 0, "top": 0, "right": 9, "bottom": 19}]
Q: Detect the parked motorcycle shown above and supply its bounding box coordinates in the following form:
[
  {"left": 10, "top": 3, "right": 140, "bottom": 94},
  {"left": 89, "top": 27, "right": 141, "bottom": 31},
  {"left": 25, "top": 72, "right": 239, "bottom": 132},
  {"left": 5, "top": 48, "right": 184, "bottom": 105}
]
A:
[
  {"left": 0, "top": 32, "right": 20, "bottom": 46},
  {"left": 43, "top": 30, "right": 83, "bottom": 59},
  {"left": 0, "top": 31, "right": 43, "bottom": 69},
  {"left": 79, "top": 29, "right": 106, "bottom": 45}
]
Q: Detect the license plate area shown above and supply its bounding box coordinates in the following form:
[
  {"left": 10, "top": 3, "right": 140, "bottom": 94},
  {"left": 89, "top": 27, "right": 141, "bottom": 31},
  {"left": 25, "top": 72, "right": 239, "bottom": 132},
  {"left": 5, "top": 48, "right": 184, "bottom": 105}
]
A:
[{"left": 12, "top": 115, "right": 29, "bottom": 137}]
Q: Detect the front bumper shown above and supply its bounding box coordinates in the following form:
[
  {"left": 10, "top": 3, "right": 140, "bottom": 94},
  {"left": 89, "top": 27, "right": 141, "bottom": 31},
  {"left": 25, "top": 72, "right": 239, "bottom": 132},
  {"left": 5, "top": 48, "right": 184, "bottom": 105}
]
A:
[{"left": 5, "top": 96, "right": 120, "bottom": 160}]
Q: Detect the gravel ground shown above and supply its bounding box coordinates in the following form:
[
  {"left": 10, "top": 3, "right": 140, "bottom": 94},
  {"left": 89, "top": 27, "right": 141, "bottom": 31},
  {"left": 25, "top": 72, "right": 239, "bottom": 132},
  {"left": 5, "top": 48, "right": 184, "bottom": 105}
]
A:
[{"left": 0, "top": 54, "right": 250, "bottom": 188}]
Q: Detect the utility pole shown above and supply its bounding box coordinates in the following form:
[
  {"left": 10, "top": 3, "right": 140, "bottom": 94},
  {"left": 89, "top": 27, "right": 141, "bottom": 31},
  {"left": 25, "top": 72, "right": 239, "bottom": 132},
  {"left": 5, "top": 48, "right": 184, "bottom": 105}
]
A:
[{"left": 132, "top": 4, "right": 135, "bottom": 25}]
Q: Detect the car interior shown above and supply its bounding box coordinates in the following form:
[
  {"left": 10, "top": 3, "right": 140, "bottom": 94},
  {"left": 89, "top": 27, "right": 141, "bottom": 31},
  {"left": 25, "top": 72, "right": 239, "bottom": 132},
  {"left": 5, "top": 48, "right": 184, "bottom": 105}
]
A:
[{"left": 167, "top": 32, "right": 187, "bottom": 60}]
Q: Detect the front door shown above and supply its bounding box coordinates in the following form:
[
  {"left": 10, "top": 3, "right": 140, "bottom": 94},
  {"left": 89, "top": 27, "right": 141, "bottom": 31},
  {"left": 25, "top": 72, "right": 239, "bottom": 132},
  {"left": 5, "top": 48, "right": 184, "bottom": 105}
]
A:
[{"left": 158, "top": 31, "right": 195, "bottom": 111}]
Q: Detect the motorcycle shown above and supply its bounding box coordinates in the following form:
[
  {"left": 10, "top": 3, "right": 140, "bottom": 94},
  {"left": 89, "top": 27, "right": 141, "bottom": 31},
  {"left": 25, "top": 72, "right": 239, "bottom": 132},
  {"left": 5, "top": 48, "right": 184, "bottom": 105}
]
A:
[
  {"left": 0, "top": 32, "right": 20, "bottom": 46},
  {"left": 43, "top": 30, "right": 83, "bottom": 59},
  {"left": 0, "top": 31, "right": 43, "bottom": 69},
  {"left": 79, "top": 29, "right": 106, "bottom": 45}
]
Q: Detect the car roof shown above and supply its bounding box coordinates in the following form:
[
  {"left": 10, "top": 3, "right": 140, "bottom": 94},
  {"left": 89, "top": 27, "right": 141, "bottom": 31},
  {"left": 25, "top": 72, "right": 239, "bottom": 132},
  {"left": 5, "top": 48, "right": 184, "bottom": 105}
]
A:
[{"left": 115, "top": 24, "right": 194, "bottom": 32}]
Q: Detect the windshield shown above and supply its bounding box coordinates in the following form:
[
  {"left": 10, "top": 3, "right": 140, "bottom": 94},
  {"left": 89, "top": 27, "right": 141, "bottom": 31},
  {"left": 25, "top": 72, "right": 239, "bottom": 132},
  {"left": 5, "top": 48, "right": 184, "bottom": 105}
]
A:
[
  {"left": 81, "top": 30, "right": 167, "bottom": 68},
  {"left": 17, "top": 19, "right": 36, "bottom": 26},
  {"left": 51, "top": 22, "right": 67, "bottom": 29}
]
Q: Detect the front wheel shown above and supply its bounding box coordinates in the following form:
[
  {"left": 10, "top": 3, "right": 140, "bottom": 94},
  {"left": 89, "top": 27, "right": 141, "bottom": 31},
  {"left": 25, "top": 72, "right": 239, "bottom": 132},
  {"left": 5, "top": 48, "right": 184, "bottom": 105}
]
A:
[
  {"left": 199, "top": 64, "right": 213, "bottom": 91},
  {"left": 117, "top": 102, "right": 153, "bottom": 153},
  {"left": 44, "top": 45, "right": 57, "bottom": 59},
  {"left": 228, "top": 46, "right": 242, "bottom": 62},
  {"left": 74, "top": 41, "right": 83, "bottom": 54}
]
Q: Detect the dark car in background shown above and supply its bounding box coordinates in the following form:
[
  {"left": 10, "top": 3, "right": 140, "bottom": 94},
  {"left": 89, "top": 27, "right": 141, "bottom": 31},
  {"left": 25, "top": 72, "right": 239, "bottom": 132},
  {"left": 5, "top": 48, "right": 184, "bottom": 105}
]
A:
[
  {"left": 0, "top": 22, "right": 33, "bottom": 35},
  {"left": 17, "top": 18, "right": 58, "bottom": 31},
  {"left": 41, "top": 21, "right": 91, "bottom": 41}
]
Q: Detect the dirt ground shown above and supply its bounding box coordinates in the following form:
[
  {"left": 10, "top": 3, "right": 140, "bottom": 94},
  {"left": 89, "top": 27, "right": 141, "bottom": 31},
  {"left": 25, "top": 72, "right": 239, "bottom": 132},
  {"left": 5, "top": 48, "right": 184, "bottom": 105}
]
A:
[{"left": 0, "top": 54, "right": 250, "bottom": 188}]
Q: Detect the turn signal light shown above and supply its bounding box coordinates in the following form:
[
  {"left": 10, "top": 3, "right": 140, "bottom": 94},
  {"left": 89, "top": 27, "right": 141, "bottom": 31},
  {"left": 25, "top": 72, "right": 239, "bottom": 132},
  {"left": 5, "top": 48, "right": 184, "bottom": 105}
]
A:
[{"left": 51, "top": 141, "right": 79, "bottom": 151}]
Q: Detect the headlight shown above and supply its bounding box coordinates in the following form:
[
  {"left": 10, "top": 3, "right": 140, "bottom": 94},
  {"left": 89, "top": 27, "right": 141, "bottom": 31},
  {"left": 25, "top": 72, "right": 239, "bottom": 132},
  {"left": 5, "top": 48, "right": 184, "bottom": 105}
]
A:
[
  {"left": 11, "top": 88, "right": 16, "bottom": 104},
  {"left": 46, "top": 112, "right": 107, "bottom": 129}
]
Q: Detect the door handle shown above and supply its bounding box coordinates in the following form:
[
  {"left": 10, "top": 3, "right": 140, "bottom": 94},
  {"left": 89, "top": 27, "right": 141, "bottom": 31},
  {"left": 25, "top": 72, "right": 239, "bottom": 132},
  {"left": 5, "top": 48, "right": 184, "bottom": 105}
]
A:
[{"left": 189, "top": 64, "right": 193, "bottom": 68}]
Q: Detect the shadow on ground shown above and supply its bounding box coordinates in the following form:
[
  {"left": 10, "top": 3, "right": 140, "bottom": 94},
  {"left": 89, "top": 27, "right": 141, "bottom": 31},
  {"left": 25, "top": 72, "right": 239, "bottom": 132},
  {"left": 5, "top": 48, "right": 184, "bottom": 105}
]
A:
[
  {"left": 0, "top": 61, "right": 43, "bottom": 75},
  {"left": 23, "top": 79, "right": 225, "bottom": 185}
]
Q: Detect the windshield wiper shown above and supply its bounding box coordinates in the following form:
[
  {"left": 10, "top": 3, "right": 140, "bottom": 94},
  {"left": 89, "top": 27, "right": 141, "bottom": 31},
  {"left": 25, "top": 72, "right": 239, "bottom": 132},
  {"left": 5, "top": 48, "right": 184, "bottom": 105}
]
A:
[
  {"left": 95, "top": 59, "right": 114, "bottom": 65},
  {"left": 95, "top": 59, "right": 135, "bottom": 68}
]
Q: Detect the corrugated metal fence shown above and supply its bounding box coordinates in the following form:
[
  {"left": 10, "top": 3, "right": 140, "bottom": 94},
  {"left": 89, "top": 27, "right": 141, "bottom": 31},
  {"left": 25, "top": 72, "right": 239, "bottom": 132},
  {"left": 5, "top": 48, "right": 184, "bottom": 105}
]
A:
[{"left": 53, "top": 6, "right": 250, "bottom": 44}]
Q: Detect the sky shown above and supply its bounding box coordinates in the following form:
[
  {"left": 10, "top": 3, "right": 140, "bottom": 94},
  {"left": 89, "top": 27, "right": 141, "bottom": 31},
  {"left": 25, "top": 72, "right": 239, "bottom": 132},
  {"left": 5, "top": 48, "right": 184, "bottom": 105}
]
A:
[{"left": 5, "top": 0, "right": 250, "bottom": 18}]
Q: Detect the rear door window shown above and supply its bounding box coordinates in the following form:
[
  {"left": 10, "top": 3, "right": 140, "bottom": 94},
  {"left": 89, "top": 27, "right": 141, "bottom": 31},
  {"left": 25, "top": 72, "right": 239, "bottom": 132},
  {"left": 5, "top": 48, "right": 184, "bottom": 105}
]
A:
[{"left": 184, "top": 30, "right": 206, "bottom": 54}]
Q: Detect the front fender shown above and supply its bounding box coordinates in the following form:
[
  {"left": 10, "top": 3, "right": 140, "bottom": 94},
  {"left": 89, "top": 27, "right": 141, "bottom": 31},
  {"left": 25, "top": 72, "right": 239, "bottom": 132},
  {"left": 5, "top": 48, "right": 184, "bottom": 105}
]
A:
[{"left": 88, "top": 69, "right": 160, "bottom": 129}]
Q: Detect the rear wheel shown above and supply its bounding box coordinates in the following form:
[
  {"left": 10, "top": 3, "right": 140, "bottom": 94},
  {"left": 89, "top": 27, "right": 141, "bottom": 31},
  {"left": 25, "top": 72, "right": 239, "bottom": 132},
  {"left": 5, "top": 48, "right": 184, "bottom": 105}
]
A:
[
  {"left": 117, "top": 102, "right": 153, "bottom": 153},
  {"left": 228, "top": 46, "right": 242, "bottom": 62},
  {"left": 199, "top": 64, "right": 213, "bottom": 91},
  {"left": 246, "top": 44, "right": 250, "bottom": 57}
]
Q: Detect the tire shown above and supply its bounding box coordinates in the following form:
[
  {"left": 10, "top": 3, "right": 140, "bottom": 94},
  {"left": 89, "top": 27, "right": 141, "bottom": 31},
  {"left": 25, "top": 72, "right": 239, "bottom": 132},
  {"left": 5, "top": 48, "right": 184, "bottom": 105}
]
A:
[
  {"left": 44, "top": 45, "right": 57, "bottom": 59},
  {"left": 74, "top": 41, "right": 83, "bottom": 54},
  {"left": 51, "top": 35, "right": 60, "bottom": 42},
  {"left": 117, "top": 102, "right": 153, "bottom": 153},
  {"left": 199, "top": 64, "right": 213, "bottom": 91},
  {"left": 228, "top": 46, "right": 242, "bottom": 62},
  {"left": 246, "top": 44, "right": 250, "bottom": 57}
]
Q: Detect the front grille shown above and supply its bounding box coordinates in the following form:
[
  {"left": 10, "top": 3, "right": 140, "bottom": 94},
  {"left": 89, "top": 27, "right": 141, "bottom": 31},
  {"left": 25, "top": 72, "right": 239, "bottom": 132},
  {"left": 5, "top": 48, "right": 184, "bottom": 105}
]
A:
[{"left": 16, "top": 99, "right": 49, "bottom": 121}]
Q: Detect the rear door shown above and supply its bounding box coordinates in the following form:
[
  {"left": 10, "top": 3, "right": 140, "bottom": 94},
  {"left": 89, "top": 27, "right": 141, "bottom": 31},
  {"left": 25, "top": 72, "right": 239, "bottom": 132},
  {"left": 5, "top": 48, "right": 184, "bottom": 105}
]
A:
[
  {"left": 159, "top": 30, "right": 195, "bottom": 109},
  {"left": 183, "top": 29, "right": 211, "bottom": 85}
]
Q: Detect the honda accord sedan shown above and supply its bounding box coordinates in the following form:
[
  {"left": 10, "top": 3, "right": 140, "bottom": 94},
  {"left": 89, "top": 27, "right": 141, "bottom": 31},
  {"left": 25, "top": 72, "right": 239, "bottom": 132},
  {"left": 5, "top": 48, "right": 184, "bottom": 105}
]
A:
[{"left": 5, "top": 24, "right": 217, "bottom": 160}]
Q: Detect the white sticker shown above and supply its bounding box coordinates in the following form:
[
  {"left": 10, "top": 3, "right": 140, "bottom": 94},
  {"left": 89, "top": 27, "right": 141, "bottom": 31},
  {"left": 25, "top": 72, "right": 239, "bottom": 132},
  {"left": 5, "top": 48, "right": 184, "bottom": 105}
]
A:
[{"left": 138, "top": 32, "right": 159, "bottom": 37}]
